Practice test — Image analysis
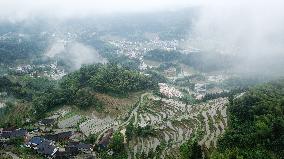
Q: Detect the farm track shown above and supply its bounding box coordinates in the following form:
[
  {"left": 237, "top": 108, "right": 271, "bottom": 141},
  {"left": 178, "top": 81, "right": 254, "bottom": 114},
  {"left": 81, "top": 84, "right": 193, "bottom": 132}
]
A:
[{"left": 95, "top": 93, "right": 150, "bottom": 143}]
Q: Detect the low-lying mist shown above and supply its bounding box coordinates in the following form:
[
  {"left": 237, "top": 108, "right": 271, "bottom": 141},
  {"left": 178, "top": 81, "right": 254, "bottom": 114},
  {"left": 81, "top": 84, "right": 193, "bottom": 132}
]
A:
[{"left": 46, "top": 41, "right": 107, "bottom": 70}]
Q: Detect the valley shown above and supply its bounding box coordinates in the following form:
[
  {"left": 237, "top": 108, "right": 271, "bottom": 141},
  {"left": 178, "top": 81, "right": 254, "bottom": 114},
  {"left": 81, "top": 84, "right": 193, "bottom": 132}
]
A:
[{"left": 0, "top": 5, "right": 283, "bottom": 159}]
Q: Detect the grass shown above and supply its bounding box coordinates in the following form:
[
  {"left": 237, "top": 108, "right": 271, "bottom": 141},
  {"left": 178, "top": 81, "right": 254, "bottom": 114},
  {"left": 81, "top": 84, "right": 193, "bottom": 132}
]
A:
[
  {"left": 76, "top": 116, "right": 88, "bottom": 131},
  {"left": 0, "top": 100, "right": 33, "bottom": 127},
  {"left": 90, "top": 92, "right": 141, "bottom": 118},
  {"left": 59, "top": 111, "right": 76, "bottom": 121}
]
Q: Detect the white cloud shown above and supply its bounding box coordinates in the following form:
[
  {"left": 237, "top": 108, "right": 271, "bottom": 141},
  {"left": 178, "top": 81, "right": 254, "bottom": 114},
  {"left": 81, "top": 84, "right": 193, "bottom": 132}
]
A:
[{"left": 0, "top": 0, "right": 196, "bottom": 21}]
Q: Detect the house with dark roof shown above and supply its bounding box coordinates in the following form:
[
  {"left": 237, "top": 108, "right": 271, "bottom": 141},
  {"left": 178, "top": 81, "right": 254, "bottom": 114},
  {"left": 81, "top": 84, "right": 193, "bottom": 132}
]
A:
[
  {"left": 98, "top": 128, "right": 113, "bottom": 149},
  {"left": 26, "top": 136, "right": 45, "bottom": 149},
  {"left": 2, "top": 127, "right": 16, "bottom": 131},
  {"left": 65, "top": 145, "right": 79, "bottom": 156},
  {"left": 0, "top": 128, "right": 27, "bottom": 141},
  {"left": 44, "top": 131, "right": 73, "bottom": 142},
  {"left": 55, "top": 150, "right": 69, "bottom": 159},
  {"left": 77, "top": 142, "right": 93, "bottom": 153},
  {"left": 39, "top": 119, "right": 56, "bottom": 126},
  {"left": 11, "top": 129, "right": 28, "bottom": 138},
  {"left": 37, "top": 140, "right": 58, "bottom": 157},
  {"left": 0, "top": 131, "right": 11, "bottom": 140}
]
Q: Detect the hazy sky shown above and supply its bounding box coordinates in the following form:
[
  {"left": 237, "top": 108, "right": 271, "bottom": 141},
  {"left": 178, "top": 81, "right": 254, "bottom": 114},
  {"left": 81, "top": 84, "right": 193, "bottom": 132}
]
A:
[
  {"left": 0, "top": 0, "right": 281, "bottom": 20},
  {"left": 0, "top": 0, "right": 197, "bottom": 21},
  {"left": 1, "top": 0, "right": 283, "bottom": 75},
  {"left": 186, "top": 0, "right": 284, "bottom": 75},
  {"left": 1, "top": 0, "right": 281, "bottom": 22}
]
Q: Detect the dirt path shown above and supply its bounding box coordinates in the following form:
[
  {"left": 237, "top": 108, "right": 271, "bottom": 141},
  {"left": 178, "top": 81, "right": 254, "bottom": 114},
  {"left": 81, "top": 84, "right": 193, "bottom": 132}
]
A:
[
  {"left": 120, "top": 93, "right": 149, "bottom": 127},
  {"left": 96, "top": 93, "right": 149, "bottom": 143}
]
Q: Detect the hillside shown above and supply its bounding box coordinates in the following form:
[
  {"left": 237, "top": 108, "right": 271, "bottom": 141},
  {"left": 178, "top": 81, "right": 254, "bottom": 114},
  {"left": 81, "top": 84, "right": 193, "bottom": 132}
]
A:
[
  {"left": 211, "top": 80, "right": 284, "bottom": 158},
  {"left": 0, "top": 5, "right": 283, "bottom": 158},
  {"left": 0, "top": 63, "right": 158, "bottom": 125}
]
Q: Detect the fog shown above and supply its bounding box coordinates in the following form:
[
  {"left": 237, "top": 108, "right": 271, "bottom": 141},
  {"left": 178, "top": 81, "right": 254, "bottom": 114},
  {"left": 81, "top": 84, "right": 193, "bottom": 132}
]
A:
[
  {"left": 46, "top": 41, "right": 107, "bottom": 70},
  {"left": 187, "top": 0, "right": 284, "bottom": 76},
  {"left": 0, "top": 0, "right": 283, "bottom": 76},
  {"left": 0, "top": 0, "right": 194, "bottom": 22}
]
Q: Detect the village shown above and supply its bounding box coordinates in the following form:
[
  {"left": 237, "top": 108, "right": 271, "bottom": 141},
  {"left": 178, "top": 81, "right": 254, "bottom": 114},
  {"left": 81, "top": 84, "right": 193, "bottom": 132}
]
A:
[
  {"left": 0, "top": 70, "right": 229, "bottom": 158},
  {"left": 0, "top": 38, "right": 232, "bottom": 158},
  {"left": 10, "top": 62, "right": 66, "bottom": 80},
  {"left": 0, "top": 31, "right": 233, "bottom": 159},
  {"left": 104, "top": 38, "right": 196, "bottom": 71},
  {"left": 0, "top": 112, "right": 116, "bottom": 158}
]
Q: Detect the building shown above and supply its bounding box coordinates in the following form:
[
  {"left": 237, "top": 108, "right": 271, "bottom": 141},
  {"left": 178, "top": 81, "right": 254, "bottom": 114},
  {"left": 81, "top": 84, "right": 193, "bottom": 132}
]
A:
[
  {"left": 0, "top": 128, "right": 28, "bottom": 141},
  {"left": 39, "top": 119, "right": 56, "bottom": 127},
  {"left": 26, "top": 136, "right": 45, "bottom": 149},
  {"left": 37, "top": 140, "right": 58, "bottom": 157},
  {"left": 44, "top": 131, "right": 73, "bottom": 142},
  {"left": 98, "top": 128, "right": 113, "bottom": 149}
]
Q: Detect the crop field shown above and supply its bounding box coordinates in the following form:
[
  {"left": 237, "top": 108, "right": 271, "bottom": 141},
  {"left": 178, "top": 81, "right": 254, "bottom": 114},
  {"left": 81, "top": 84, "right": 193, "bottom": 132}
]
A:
[{"left": 127, "top": 95, "right": 228, "bottom": 158}]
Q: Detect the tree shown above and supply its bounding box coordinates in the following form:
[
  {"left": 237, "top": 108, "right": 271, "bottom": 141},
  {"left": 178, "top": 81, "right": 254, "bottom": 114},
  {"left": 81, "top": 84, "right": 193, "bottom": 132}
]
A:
[
  {"left": 125, "top": 123, "right": 134, "bottom": 141},
  {"left": 136, "top": 125, "right": 156, "bottom": 137},
  {"left": 214, "top": 79, "right": 284, "bottom": 158},
  {"left": 74, "top": 88, "right": 102, "bottom": 110},
  {"left": 85, "top": 134, "right": 97, "bottom": 145},
  {"left": 110, "top": 132, "right": 125, "bottom": 153},
  {"left": 180, "top": 138, "right": 202, "bottom": 159}
]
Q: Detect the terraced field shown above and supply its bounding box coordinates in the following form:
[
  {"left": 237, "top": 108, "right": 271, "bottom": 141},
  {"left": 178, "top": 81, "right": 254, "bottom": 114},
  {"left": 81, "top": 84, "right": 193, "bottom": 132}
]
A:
[
  {"left": 80, "top": 115, "right": 117, "bottom": 136},
  {"left": 51, "top": 93, "right": 228, "bottom": 159},
  {"left": 127, "top": 94, "right": 228, "bottom": 158}
]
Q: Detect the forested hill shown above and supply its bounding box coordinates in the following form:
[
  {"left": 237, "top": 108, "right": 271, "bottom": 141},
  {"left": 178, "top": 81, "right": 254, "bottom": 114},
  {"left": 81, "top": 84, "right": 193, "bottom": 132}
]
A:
[
  {"left": 211, "top": 79, "right": 284, "bottom": 158},
  {"left": 0, "top": 63, "right": 159, "bottom": 126},
  {"left": 61, "top": 63, "right": 157, "bottom": 94}
]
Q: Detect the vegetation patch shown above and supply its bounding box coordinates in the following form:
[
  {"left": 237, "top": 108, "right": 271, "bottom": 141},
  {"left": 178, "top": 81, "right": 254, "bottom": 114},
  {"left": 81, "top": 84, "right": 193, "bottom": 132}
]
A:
[{"left": 212, "top": 79, "right": 284, "bottom": 159}]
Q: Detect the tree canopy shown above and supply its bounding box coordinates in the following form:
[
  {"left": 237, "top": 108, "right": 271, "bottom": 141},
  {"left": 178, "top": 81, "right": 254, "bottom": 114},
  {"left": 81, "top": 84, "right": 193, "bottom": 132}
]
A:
[{"left": 212, "top": 79, "right": 284, "bottom": 158}]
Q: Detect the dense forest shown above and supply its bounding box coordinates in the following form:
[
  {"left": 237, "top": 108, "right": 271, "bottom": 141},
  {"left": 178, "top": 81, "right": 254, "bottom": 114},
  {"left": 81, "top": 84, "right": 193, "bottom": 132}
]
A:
[
  {"left": 211, "top": 80, "right": 284, "bottom": 158},
  {"left": 61, "top": 63, "right": 157, "bottom": 95}
]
